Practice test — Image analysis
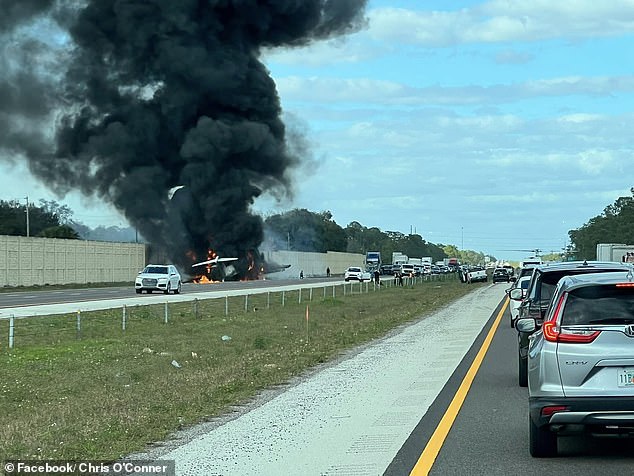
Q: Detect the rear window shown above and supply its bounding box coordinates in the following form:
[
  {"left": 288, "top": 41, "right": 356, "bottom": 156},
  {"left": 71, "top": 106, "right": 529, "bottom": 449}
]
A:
[
  {"left": 562, "top": 285, "right": 634, "bottom": 326},
  {"left": 534, "top": 268, "right": 628, "bottom": 304}
]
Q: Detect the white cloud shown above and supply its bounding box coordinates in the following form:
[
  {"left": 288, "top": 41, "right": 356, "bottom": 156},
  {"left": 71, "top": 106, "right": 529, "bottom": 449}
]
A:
[
  {"left": 276, "top": 75, "right": 634, "bottom": 106},
  {"left": 369, "top": 2, "right": 634, "bottom": 46}
]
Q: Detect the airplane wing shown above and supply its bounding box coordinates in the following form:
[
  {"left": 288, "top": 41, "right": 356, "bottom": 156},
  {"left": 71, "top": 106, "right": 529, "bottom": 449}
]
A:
[{"left": 192, "top": 257, "right": 238, "bottom": 267}]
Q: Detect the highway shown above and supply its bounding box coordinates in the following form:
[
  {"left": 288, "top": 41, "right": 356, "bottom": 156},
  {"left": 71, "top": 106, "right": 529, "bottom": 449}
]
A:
[
  {"left": 0, "top": 277, "right": 343, "bottom": 317},
  {"left": 4, "top": 280, "right": 634, "bottom": 474}
]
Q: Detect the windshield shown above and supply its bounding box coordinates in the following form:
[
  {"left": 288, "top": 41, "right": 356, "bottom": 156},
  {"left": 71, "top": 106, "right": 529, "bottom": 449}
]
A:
[
  {"left": 562, "top": 286, "right": 634, "bottom": 326},
  {"left": 144, "top": 266, "right": 168, "bottom": 274}
]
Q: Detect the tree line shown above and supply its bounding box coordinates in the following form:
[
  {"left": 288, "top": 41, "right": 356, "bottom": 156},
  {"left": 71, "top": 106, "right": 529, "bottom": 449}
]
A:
[
  {"left": 262, "top": 208, "right": 494, "bottom": 265},
  {"left": 568, "top": 188, "right": 634, "bottom": 260},
  {"left": 0, "top": 200, "right": 79, "bottom": 239},
  {"left": 1, "top": 199, "right": 496, "bottom": 264}
]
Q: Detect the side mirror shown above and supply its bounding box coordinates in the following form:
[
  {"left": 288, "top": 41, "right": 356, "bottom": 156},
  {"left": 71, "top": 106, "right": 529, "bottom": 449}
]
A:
[
  {"left": 509, "top": 288, "right": 524, "bottom": 300},
  {"left": 516, "top": 318, "right": 537, "bottom": 333}
]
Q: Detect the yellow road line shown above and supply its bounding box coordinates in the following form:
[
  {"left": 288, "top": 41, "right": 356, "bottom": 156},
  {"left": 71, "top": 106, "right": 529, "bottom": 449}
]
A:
[{"left": 410, "top": 297, "right": 509, "bottom": 476}]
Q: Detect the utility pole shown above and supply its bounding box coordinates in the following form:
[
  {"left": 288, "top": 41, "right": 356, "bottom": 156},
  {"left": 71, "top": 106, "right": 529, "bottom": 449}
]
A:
[
  {"left": 461, "top": 226, "right": 464, "bottom": 250},
  {"left": 24, "top": 196, "right": 30, "bottom": 237}
]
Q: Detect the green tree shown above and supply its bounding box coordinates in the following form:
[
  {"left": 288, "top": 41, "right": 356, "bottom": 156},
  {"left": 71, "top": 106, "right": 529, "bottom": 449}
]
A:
[
  {"left": 569, "top": 188, "right": 634, "bottom": 259},
  {"left": 264, "top": 209, "right": 346, "bottom": 252},
  {"left": 38, "top": 225, "right": 80, "bottom": 239},
  {"left": 0, "top": 200, "right": 80, "bottom": 239}
]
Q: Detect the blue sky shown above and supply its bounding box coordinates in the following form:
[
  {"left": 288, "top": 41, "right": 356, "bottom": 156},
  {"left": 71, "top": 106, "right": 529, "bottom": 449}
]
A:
[{"left": 3, "top": 0, "right": 634, "bottom": 262}]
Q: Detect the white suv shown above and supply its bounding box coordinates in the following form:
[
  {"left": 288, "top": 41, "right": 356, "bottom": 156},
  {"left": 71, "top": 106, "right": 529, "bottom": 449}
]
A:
[
  {"left": 344, "top": 266, "right": 371, "bottom": 282},
  {"left": 135, "top": 264, "right": 182, "bottom": 294}
]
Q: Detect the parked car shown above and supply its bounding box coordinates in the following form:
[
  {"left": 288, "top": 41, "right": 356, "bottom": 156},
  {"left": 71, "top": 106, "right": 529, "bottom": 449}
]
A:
[
  {"left": 508, "top": 275, "right": 531, "bottom": 326},
  {"left": 344, "top": 266, "right": 371, "bottom": 282},
  {"left": 510, "top": 261, "right": 633, "bottom": 387},
  {"left": 502, "top": 264, "right": 515, "bottom": 277},
  {"left": 493, "top": 268, "right": 510, "bottom": 283},
  {"left": 467, "top": 266, "right": 488, "bottom": 283},
  {"left": 379, "top": 264, "right": 393, "bottom": 275},
  {"left": 516, "top": 264, "right": 538, "bottom": 282},
  {"left": 135, "top": 264, "right": 182, "bottom": 294},
  {"left": 517, "top": 271, "right": 634, "bottom": 457},
  {"left": 399, "top": 263, "right": 418, "bottom": 277}
]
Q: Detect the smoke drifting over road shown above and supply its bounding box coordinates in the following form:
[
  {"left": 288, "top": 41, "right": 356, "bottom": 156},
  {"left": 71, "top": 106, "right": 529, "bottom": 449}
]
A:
[{"left": 0, "top": 0, "right": 367, "bottom": 275}]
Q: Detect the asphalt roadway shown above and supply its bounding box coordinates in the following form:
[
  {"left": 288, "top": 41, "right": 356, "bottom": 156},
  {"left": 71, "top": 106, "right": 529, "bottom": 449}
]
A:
[
  {"left": 4, "top": 280, "right": 634, "bottom": 474},
  {"left": 0, "top": 277, "right": 342, "bottom": 317}
]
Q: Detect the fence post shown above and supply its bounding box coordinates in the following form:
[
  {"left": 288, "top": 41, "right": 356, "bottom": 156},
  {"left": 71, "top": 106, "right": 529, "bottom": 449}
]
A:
[
  {"left": 309, "top": 287, "right": 313, "bottom": 301},
  {"left": 282, "top": 291, "right": 285, "bottom": 307},
  {"left": 267, "top": 292, "right": 270, "bottom": 309},
  {"left": 299, "top": 288, "right": 302, "bottom": 304},
  {"left": 245, "top": 294, "right": 249, "bottom": 312},
  {"left": 332, "top": 285, "right": 335, "bottom": 299},
  {"left": 76, "top": 310, "right": 81, "bottom": 340},
  {"left": 194, "top": 298, "right": 199, "bottom": 319},
  {"left": 164, "top": 302, "right": 169, "bottom": 324},
  {"left": 225, "top": 296, "right": 229, "bottom": 316},
  {"left": 9, "top": 315, "right": 14, "bottom": 349},
  {"left": 122, "top": 305, "right": 127, "bottom": 331}
]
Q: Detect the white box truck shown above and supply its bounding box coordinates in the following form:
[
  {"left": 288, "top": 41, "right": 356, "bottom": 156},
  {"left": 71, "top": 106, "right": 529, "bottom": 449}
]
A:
[{"left": 596, "top": 243, "right": 634, "bottom": 263}]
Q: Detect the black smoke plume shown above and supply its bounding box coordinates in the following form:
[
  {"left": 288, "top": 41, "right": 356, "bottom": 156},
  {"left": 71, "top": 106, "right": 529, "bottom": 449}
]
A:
[{"left": 0, "top": 0, "right": 367, "bottom": 276}]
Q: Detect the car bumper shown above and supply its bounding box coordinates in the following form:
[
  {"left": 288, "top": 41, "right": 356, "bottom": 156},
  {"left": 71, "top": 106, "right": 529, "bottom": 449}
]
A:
[
  {"left": 530, "top": 396, "right": 634, "bottom": 435},
  {"left": 135, "top": 282, "right": 168, "bottom": 290}
]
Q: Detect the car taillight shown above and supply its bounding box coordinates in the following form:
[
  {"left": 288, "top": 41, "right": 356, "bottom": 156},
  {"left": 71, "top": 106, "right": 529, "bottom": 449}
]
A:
[
  {"left": 557, "top": 328, "right": 601, "bottom": 343},
  {"left": 541, "top": 405, "right": 569, "bottom": 417},
  {"left": 542, "top": 291, "right": 601, "bottom": 343},
  {"left": 543, "top": 293, "right": 567, "bottom": 342},
  {"left": 616, "top": 283, "right": 634, "bottom": 287}
]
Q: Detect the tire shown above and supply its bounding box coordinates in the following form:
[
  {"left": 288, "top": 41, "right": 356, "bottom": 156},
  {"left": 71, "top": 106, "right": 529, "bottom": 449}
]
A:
[
  {"left": 164, "top": 283, "right": 171, "bottom": 295},
  {"left": 175, "top": 281, "right": 181, "bottom": 294},
  {"left": 519, "top": 354, "right": 528, "bottom": 387},
  {"left": 135, "top": 289, "right": 142, "bottom": 294},
  {"left": 529, "top": 416, "right": 557, "bottom": 457}
]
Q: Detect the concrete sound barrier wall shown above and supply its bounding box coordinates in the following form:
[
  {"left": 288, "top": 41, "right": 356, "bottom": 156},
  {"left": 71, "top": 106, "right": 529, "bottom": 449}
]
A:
[
  {"left": 0, "top": 235, "right": 146, "bottom": 287},
  {"left": 262, "top": 250, "right": 365, "bottom": 279}
]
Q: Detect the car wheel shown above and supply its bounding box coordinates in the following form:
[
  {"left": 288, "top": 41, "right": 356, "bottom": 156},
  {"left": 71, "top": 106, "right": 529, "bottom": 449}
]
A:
[
  {"left": 345, "top": 278, "right": 349, "bottom": 282},
  {"left": 135, "top": 289, "right": 141, "bottom": 294},
  {"left": 175, "top": 281, "right": 181, "bottom": 294},
  {"left": 519, "top": 354, "right": 528, "bottom": 387},
  {"left": 164, "top": 283, "right": 171, "bottom": 295},
  {"left": 529, "top": 416, "right": 557, "bottom": 457}
]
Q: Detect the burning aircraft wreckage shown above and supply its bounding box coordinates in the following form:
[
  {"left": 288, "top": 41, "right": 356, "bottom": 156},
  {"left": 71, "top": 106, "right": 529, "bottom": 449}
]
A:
[{"left": 0, "top": 1, "right": 367, "bottom": 282}]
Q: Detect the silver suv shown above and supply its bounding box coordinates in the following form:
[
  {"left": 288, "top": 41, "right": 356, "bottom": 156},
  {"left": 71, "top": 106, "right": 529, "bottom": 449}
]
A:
[
  {"left": 517, "top": 271, "right": 634, "bottom": 457},
  {"left": 511, "top": 261, "right": 633, "bottom": 387}
]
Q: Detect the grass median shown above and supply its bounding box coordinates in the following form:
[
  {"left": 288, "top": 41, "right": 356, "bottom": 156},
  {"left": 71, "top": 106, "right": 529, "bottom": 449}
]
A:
[{"left": 0, "top": 277, "right": 481, "bottom": 461}]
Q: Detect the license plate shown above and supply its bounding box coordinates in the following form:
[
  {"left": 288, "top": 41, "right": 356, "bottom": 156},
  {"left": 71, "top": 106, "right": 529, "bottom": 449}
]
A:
[{"left": 617, "top": 368, "right": 634, "bottom": 387}]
